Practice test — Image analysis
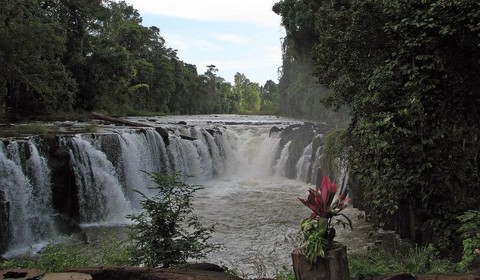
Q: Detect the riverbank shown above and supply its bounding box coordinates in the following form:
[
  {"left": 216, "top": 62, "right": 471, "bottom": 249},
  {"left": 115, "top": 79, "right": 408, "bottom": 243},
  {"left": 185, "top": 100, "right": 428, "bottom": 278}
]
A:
[{"left": 2, "top": 266, "right": 480, "bottom": 280}]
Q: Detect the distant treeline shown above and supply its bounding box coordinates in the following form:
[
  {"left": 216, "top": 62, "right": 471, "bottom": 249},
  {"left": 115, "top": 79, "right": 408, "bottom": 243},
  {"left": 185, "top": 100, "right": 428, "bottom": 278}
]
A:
[{"left": 0, "top": 0, "right": 278, "bottom": 120}]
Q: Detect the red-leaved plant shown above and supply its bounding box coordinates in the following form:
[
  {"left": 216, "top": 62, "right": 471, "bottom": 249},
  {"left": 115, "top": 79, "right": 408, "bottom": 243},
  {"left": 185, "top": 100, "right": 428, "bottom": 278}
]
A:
[{"left": 299, "top": 176, "right": 352, "bottom": 263}]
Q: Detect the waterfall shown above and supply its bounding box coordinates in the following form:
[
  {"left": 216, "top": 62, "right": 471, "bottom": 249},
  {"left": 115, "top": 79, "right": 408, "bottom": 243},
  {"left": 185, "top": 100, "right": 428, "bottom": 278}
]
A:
[
  {"left": 310, "top": 146, "right": 324, "bottom": 185},
  {"left": 273, "top": 141, "right": 292, "bottom": 177},
  {"left": 202, "top": 130, "right": 224, "bottom": 177},
  {"left": 220, "top": 127, "right": 282, "bottom": 177},
  {"left": 64, "top": 135, "right": 132, "bottom": 223},
  {"left": 296, "top": 142, "right": 313, "bottom": 182},
  {"left": 1, "top": 118, "right": 330, "bottom": 254},
  {"left": 0, "top": 140, "right": 55, "bottom": 252}
]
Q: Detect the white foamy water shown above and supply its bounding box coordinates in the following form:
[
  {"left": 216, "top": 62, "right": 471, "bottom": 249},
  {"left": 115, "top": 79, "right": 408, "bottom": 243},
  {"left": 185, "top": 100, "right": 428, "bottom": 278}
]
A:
[{"left": 1, "top": 115, "right": 384, "bottom": 278}]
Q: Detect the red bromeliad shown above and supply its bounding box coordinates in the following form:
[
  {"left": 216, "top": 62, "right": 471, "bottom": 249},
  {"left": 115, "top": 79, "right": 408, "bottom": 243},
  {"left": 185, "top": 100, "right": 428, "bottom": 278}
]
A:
[
  {"left": 299, "top": 176, "right": 351, "bottom": 221},
  {"left": 298, "top": 176, "right": 353, "bottom": 262}
]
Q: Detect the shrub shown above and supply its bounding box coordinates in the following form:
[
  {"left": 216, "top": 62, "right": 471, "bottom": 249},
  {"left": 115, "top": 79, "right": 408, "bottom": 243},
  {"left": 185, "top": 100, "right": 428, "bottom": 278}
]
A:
[
  {"left": 457, "top": 210, "right": 480, "bottom": 271},
  {"left": 19, "top": 123, "right": 48, "bottom": 136},
  {"left": 349, "top": 245, "right": 455, "bottom": 278},
  {"left": 82, "top": 123, "right": 98, "bottom": 133},
  {"left": 127, "top": 172, "right": 217, "bottom": 268}
]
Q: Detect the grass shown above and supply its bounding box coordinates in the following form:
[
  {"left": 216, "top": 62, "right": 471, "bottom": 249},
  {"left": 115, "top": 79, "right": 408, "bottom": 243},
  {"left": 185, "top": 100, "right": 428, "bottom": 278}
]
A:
[
  {"left": 0, "top": 237, "right": 130, "bottom": 272},
  {"left": 275, "top": 265, "right": 295, "bottom": 280},
  {"left": 1, "top": 240, "right": 460, "bottom": 278},
  {"left": 349, "top": 245, "right": 456, "bottom": 278},
  {"left": 272, "top": 245, "right": 458, "bottom": 280},
  {"left": 18, "top": 123, "right": 48, "bottom": 136}
]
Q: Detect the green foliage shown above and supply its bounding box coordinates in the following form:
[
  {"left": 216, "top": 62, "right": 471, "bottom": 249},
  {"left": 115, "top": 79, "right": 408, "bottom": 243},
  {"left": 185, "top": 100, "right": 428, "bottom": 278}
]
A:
[
  {"left": 275, "top": 265, "right": 295, "bottom": 280},
  {"left": 272, "top": 0, "right": 351, "bottom": 124},
  {"left": 321, "top": 128, "right": 349, "bottom": 179},
  {"left": 275, "top": 0, "right": 480, "bottom": 251},
  {"left": 0, "top": 237, "right": 130, "bottom": 272},
  {"left": 19, "top": 123, "right": 48, "bottom": 136},
  {"left": 0, "top": 0, "right": 76, "bottom": 120},
  {"left": 260, "top": 80, "right": 279, "bottom": 114},
  {"left": 81, "top": 123, "right": 98, "bottom": 133},
  {"left": 349, "top": 246, "right": 455, "bottom": 278},
  {"left": 127, "top": 172, "right": 217, "bottom": 268},
  {"left": 457, "top": 210, "right": 480, "bottom": 271},
  {"left": 301, "top": 218, "right": 329, "bottom": 262},
  {"left": 299, "top": 176, "right": 352, "bottom": 263},
  {"left": 1, "top": 0, "right": 274, "bottom": 120},
  {"left": 233, "top": 72, "right": 262, "bottom": 114}
]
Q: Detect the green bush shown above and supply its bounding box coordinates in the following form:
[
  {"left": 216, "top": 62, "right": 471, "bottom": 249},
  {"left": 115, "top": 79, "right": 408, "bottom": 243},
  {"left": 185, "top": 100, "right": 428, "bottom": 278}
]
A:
[
  {"left": 82, "top": 123, "right": 99, "bottom": 133},
  {"left": 275, "top": 265, "right": 295, "bottom": 280},
  {"left": 127, "top": 172, "right": 218, "bottom": 268},
  {"left": 19, "top": 123, "right": 48, "bottom": 136},
  {"left": 457, "top": 210, "right": 480, "bottom": 271},
  {"left": 349, "top": 245, "right": 455, "bottom": 278}
]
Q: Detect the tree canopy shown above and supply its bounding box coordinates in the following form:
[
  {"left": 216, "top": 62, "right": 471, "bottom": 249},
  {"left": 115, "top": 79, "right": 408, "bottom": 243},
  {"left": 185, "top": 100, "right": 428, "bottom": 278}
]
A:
[
  {"left": 0, "top": 0, "right": 276, "bottom": 120},
  {"left": 274, "top": 0, "right": 480, "bottom": 251}
]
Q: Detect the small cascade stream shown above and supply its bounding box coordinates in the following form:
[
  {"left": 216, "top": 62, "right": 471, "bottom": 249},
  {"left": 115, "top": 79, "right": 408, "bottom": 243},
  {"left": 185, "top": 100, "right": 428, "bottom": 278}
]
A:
[{"left": 0, "top": 115, "right": 384, "bottom": 277}]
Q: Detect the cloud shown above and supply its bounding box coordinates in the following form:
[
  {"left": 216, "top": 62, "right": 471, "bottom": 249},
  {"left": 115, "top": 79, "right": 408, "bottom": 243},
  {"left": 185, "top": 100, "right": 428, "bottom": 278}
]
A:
[
  {"left": 214, "top": 33, "right": 249, "bottom": 44},
  {"left": 162, "top": 32, "right": 190, "bottom": 51},
  {"left": 123, "top": 0, "right": 281, "bottom": 27},
  {"left": 193, "top": 39, "right": 224, "bottom": 52}
]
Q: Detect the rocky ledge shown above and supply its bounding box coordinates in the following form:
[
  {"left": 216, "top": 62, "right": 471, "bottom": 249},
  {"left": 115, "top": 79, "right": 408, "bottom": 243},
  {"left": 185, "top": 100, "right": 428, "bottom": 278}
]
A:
[
  {"left": 0, "top": 264, "right": 244, "bottom": 280},
  {"left": 1, "top": 266, "right": 479, "bottom": 280}
]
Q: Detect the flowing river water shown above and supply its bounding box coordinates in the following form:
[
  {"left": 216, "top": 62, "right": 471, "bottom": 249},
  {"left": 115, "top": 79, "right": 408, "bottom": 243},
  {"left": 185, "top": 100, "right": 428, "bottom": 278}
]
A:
[{"left": 0, "top": 115, "right": 408, "bottom": 278}]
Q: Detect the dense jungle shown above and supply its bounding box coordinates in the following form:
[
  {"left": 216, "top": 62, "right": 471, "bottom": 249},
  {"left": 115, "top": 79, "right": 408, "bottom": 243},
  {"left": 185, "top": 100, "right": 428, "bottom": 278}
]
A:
[{"left": 1, "top": 0, "right": 480, "bottom": 276}]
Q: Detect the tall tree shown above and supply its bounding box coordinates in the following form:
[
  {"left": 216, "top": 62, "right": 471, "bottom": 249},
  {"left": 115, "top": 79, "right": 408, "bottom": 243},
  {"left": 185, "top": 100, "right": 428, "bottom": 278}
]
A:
[
  {"left": 0, "top": 0, "right": 76, "bottom": 119},
  {"left": 52, "top": 0, "right": 106, "bottom": 111},
  {"left": 275, "top": 0, "right": 480, "bottom": 250},
  {"left": 272, "top": 0, "right": 350, "bottom": 123},
  {"left": 233, "top": 72, "right": 261, "bottom": 113}
]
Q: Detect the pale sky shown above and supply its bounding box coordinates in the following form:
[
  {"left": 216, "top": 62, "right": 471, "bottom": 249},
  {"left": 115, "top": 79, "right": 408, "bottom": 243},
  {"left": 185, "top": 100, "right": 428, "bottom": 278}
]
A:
[{"left": 123, "top": 0, "right": 285, "bottom": 85}]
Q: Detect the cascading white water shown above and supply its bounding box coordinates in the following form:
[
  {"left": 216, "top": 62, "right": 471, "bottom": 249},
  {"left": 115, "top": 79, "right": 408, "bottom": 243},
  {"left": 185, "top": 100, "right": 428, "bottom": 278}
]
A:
[
  {"left": 2, "top": 115, "right": 378, "bottom": 278},
  {"left": 24, "top": 139, "right": 55, "bottom": 240},
  {"left": 53, "top": 124, "right": 302, "bottom": 230},
  {"left": 65, "top": 135, "right": 132, "bottom": 223},
  {"left": 220, "top": 126, "right": 282, "bottom": 178},
  {"left": 273, "top": 140, "right": 292, "bottom": 177},
  {"left": 0, "top": 140, "right": 55, "bottom": 255},
  {"left": 202, "top": 130, "right": 225, "bottom": 177},
  {"left": 310, "top": 145, "right": 324, "bottom": 185},
  {"left": 296, "top": 142, "right": 313, "bottom": 182}
]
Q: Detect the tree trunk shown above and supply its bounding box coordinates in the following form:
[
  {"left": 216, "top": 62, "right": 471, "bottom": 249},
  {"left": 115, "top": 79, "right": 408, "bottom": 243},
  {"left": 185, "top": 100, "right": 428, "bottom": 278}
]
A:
[
  {"left": 90, "top": 112, "right": 195, "bottom": 145},
  {"left": 291, "top": 245, "right": 349, "bottom": 280},
  {"left": 91, "top": 112, "right": 153, "bottom": 127}
]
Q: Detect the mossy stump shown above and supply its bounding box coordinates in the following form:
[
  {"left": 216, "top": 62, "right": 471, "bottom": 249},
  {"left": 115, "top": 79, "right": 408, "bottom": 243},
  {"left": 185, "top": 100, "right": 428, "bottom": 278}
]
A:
[{"left": 292, "top": 245, "right": 349, "bottom": 280}]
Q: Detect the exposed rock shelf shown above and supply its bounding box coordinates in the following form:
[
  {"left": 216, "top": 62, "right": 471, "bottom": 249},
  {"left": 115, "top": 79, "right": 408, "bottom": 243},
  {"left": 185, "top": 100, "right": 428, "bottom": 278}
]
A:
[
  {"left": 1, "top": 267, "right": 480, "bottom": 280},
  {"left": 0, "top": 264, "right": 242, "bottom": 280}
]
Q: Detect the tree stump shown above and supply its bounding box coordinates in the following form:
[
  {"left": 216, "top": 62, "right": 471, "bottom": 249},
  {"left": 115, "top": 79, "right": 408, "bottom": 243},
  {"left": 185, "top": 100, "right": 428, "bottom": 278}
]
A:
[{"left": 291, "top": 245, "right": 350, "bottom": 280}]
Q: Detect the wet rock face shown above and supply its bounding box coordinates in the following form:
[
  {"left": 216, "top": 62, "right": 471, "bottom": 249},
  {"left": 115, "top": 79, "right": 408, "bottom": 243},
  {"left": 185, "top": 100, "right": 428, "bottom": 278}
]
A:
[
  {"left": 277, "top": 123, "right": 329, "bottom": 182},
  {"left": 49, "top": 143, "right": 80, "bottom": 224},
  {"left": 0, "top": 190, "right": 11, "bottom": 254}
]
